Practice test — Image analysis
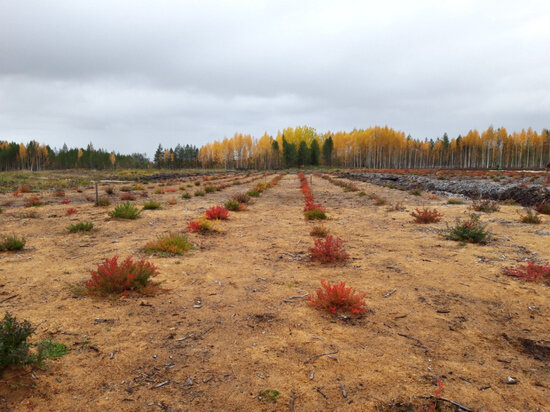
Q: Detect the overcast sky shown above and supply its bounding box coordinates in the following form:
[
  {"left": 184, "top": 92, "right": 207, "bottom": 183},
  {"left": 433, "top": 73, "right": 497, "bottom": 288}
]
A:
[{"left": 1, "top": 0, "right": 549, "bottom": 157}]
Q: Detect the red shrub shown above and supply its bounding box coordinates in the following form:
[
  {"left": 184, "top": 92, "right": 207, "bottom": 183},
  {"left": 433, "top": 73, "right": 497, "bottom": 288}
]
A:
[
  {"left": 410, "top": 208, "right": 442, "bottom": 223},
  {"left": 165, "top": 188, "right": 177, "bottom": 193},
  {"left": 308, "top": 279, "right": 367, "bottom": 315},
  {"left": 503, "top": 261, "right": 550, "bottom": 282},
  {"left": 2, "top": 201, "right": 13, "bottom": 207},
  {"left": 61, "top": 198, "right": 71, "bottom": 204},
  {"left": 66, "top": 208, "right": 78, "bottom": 215},
  {"left": 309, "top": 236, "right": 349, "bottom": 263},
  {"left": 120, "top": 193, "right": 136, "bottom": 201},
  {"left": 85, "top": 256, "right": 158, "bottom": 295},
  {"left": 205, "top": 205, "right": 229, "bottom": 220},
  {"left": 24, "top": 196, "right": 43, "bottom": 207},
  {"left": 304, "top": 201, "right": 325, "bottom": 212}
]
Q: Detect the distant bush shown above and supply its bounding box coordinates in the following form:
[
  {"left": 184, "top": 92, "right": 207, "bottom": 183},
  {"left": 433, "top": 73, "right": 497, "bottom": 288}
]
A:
[
  {"left": 471, "top": 199, "right": 500, "bottom": 213},
  {"left": 85, "top": 256, "right": 158, "bottom": 296},
  {"left": 410, "top": 207, "right": 442, "bottom": 224},
  {"left": 167, "top": 199, "right": 177, "bottom": 205},
  {"left": 519, "top": 208, "right": 541, "bottom": 224},
  {"left": 194, "top": 190, "right": 205, "bottom": 197},
  {"left": 447, "top": 198, "right": 465, "bottom": 205},
  {"left": 0, "top": 235, "right": 26, "bottom": 251},
  {"left": 373, "top": 197, "right": 386, "bottom": 206},
  {"left": 142, "top": 200, "right": 162, "bottom": 210},
  {"left": 66, "top": 208, "right": 78, "bottom": 215},
  {"left": 25, "top": 196, "right": 43, "bottom": 208},
  {"left": 120, "top": 186, "right": 132, "bottom": 192},
  {"left": 204, "top": 185, "right": 217, "bottom": 193},
  {"left": 409, "top": 189, "right": 422, "bottom": 196},
  {"left": 308, "top": 280, "right": 367, "bottom": 315},
  {"left": 444, "top": 213, "right": 489, "bottom": 243},
  {"left": 60, "top": 198, "right": 71, "bottom": 205},
  {"left": 503, "top": 261, "right": 550, "bottom": 282},
  {"left": 54, "top": 189, "right": 65, "bottom": 197},
  {"left": 205, "top": 205, "right": 229, "bottom": 220},
  {"left": 182, "top": 192, "right": 191, "bottom": 199},
  {"left": 144, "top": 233, "right": 193, "bottom": 256},
  {"left": 194, "top": 181, "right": 201, "bottom": 186},
  {"left": 154, "top": 188, "right": 165, "bottom": 195},
  {"left": 96, "top": 197, "right": 111, "bottom": 207},
  {"left": 304, "top": 208, "right": 327, "bottom": 220},
  {"left": 233, "top": 193, "right": 250, "bottom": 204},
  {"left": 309, "top": 235, "right": 349, "bottom": 263},
  {"left": 105, "top": 187, "right": 115, "bottom": 195},
  {"left": 310, "top": 225, "right": 329, "bottom": 238},
  {"left": 387, "top": 202, "right": 406, "bottom": 212},
  {"left": 120, "top": 192, "right": 136, "bottom": 201},
  {"left": 165, "top": 188, "right": 177, "bottom": 193},
  {"left": 109, "top": 202, "right": 141, "bottom": 219},
  {"left": 224, "top": 199, "right": 244, "bottom": 211},
  {"left": 187, "top": 217, "right": 215, "bottom": 233},
  {"left": 535, "top": 201, "right": 550, "bottom": 215},
  {"left": 67, "top": 222, "right": 94, "bottom": 233},
  {"left": 247, "top": 189, "right": 260, "bottom": 197}
]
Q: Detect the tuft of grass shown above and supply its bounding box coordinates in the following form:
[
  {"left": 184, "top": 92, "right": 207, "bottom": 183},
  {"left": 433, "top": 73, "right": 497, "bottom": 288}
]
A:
[
  {"left": 144, "top": 233, "right": 193, "bottom": 256},
  {"left": 0, "top": 235, "right": 26, "bottom": 251},
  {"left": 357, "top": 191, "right": 367, "bottom": 196},
  {"left": 409, "top": 189, "right": 422, "bottom": 196},
  {"left": 233, "top": 193, "right": 250, "bottom": 204},
  {"left": 95, "top": 197, "right": 111, "bottom": 207},
  {"left": 519, "top": 208, "right": 542, "bottom": 224},
  {"left": 374, "top": 197, "right": 387, "bottom": 206},
  {"left": 444, "top": 213, "right": 489, "bottom": 244},
  {"left": 447, "top": 197, "right": 465, "bottom": 205},
  {"left": 247, "top": 189, "right": 260, "bottom": 197},
  {"left": 182, "top": 192, "right": 191, "bottom": 199},
  {"left": 471, "top": 199, "right": 500, "bottom": 213},
  {"left": 67, "top": 222, "right": 94, "bottom": 233},
  {"left": 204, "top": 185, "right": 217, "bottom": 193},
  {"left": 142, "top": 200, "right": 162, "bottom": 210},
  {"left": 109, "top": 202, "right": 141, "bottom": 219},
  {"left": 194, "top": 190, "right": 205, "bottom": 197},
  {"left": 310, "top": 225, "right": 329, "bottom": 238}
]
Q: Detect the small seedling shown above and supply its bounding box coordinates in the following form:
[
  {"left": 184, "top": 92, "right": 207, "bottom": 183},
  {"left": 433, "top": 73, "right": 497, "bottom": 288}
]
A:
[
  {"left": 309, "top": 235, "right": 349, "bottom": 263},
  {"left": 310, "top": 225, "right": 329, "bottom": 238},
  {"left": 410, "top": 208, "right": 442, "bottom": 224},
  {"left": 444, "top": 213, "right": 489, "bottom": 244},
  {"left": 258, "top": 389, "right": 280, "bottom": 403}
]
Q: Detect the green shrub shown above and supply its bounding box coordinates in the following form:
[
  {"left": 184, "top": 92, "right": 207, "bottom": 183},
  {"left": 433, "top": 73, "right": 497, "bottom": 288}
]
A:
[
  {"left": 182, "top": 192, "right": 191, "bottom": 199},
  {"left": 304, "top": 209, "right": 327, "bottom": 220},
  {"left": 444, "top": 214, "right": 489, "bottom": 243},
  {"left": 224, "top": 199, "right": 241, "bottom": 211},
  {"left": 144, "top": 233, "right": 193, "bottom": 256},
  {"left": 247, "top": 189, "right": 260, "bottom": 197},
  {"left": 194, "top": 190, "right": 205, "bottom": 197},
  {"left": 35, "top": 339, "right": 69, "bottom": 359},
  {"left": 233, "top": 193, "right": 250, "bottom": 203},
  {"left": 142, "top": 200, "right": 162, "bottom": 210},
  {"left": 409, "top": 189, "right": 422, "bottom": 196},
  {"left": 204, "top": 185, "right": 217, "bottom": 193},
  {"left": 0, "top": 235, "right": 26, "bottom": 251},
  {"left": 67, "top": 222, "right": 94, "bottom": 233},
  {"left": 0, "top": 312, "right": 35, "bottom": 372},
  {"left": 447, "top": 198, "right": 465, "bottom": 205},
  {"left": 109, "top": 202, "right": 141, "bottom": 219},
  {"left": 194, "top": 181, "right": 201, "bottom": 186}
]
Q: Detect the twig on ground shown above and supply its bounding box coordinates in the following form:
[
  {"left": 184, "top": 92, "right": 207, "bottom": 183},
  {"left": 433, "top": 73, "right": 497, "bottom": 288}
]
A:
[
  {"left": 340, "top": 383, "right": 347, "bottom": 398},
  {"left": 419, "top": 395, "right": 473, "bottom": 412},
  {"left": 290, "top": 391, "right": 296, "bottom": 412},
  {"left": 383, "top": 288, "right": 397, "bottom": 298},
  {"left": 0, "top": 294, "right": 18, "bottom": 304},
  {"left": 304, "top": 350, "right": 339, "bottom": 364}
]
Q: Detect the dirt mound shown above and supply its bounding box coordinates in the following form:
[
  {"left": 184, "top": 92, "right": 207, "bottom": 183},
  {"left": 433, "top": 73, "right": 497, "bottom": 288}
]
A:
[{"left": 340, "top": 172, "right": 550, "bottom": 206}]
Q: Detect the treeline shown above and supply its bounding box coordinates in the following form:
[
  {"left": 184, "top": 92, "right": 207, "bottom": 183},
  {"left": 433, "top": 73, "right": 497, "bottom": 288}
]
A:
[
  {"left": 2, "top": 125, "right": 549, "bottom": 171},
  {"left": 0, "top": 141, "right": 148, "bottom": 171},
  {"left": 198, "top": 125, "right": 550, "bottom": 170},
  {"left": 153, "top": 144, "right": 200, "bottom": 168}
]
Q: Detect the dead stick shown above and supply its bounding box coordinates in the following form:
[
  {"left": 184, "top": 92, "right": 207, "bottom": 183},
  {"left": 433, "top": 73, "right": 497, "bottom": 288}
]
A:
[
  {"left": 0, "top": 295, "right": 18, "bottom": 304},
  {"left": 420, "top": 395, "right": 473, "bottom": 412},
  {"left": 290, "top": 391, "right": 296, "bottom": 412},
  {"left": 304, "top": 350, "right": 339, "bottom": 364},
  {"left": 479, "top": 275, "right": 508, "bottom": 285},
  {"left": 383, "top": 288, "right": 397, "bottom": 298}
]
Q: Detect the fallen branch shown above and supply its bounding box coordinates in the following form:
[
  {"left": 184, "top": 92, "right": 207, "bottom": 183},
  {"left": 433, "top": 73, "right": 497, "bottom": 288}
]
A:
[
  {"left": 0, "top": 294, "right": 18, "bottom": 304},
  {"left": 419, "top": 395, "right": 473, "bottom": 412},
  {"left": 304, "top": 350, "right": 339, "bottom": 364},
  {"left": 383, "top": 288, "right": 397, "bottom": 298},
  {"left": 290, "top": 391, "right": 296, "bottom": 412}
]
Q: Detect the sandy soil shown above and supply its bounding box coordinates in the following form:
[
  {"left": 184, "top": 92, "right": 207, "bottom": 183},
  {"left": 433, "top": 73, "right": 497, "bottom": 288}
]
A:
[{"left": 0, "top": 173, "right": 549, "bottom": 411}]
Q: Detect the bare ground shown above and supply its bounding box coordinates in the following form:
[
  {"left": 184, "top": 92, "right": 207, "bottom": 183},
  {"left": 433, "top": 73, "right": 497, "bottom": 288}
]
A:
[{"left": 0, "top": 173, "right": 549, "bottom": 411}]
